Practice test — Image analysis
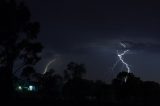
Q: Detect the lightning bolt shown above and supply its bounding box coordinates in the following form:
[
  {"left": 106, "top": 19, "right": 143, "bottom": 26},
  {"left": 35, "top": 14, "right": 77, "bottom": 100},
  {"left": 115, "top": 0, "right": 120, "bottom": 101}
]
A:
[
  {"left": 43, "top": 59, "right": 56, "bottom": 74},
  {"left": 117, "top": 50, "right": 130, "bottom": 73},
  {"left": 118, "top": 43, "right": 131, "bottom": 82},
  {"left": 120, "top": 42, "right": 126, "bottom": 48},
  {"left": 112, "top": 42, "right": 131, "bottom": 82},
  {"left": 111, "top": 59, "right": 120, "bottom": 71}
]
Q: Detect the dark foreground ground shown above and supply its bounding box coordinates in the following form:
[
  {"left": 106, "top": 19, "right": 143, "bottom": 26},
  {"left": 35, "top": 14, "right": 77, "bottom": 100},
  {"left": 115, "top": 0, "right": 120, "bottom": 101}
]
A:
[{"left": 1, "top": 98, "right": 159, "bottom": 106}]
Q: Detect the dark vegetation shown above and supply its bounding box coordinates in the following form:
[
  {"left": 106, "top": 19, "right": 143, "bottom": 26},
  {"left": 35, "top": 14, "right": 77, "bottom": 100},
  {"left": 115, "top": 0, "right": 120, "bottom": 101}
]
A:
[{"left": 0, "top": 0, "right": 160, "bottom": 106}]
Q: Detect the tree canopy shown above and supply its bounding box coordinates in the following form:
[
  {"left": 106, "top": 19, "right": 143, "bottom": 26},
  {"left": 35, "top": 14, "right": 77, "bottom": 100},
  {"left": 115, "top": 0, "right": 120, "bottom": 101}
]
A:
[{"left": 0, "top": 0, "right": 43, "bottom": 100}]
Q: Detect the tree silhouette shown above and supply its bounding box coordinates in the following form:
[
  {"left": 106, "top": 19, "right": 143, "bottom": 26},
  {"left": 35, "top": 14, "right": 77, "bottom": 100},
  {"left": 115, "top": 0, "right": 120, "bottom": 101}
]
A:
[
  {"left": 63, "top": 62, "right": 88, "bottom": 101},
  {"left": 64, "top": 62, "right": 86, "bottom": 80},
  {"left": 112, "top": 71, "right": 142, "bottom": 103},
  {"left": 41, "top": 68, "right": 63, "bottom": 101},
  {"left": 21, "top": 66, "right": 36, "bottom": 80},
  {"left": 0, "top": 0, "right": 42, "bottom": 100},
  {"left": 93, "top": 80, "right": 111, "bottom": 102},
  {"left": 141, "top": 81, "right": 160, "bottom": 104}
]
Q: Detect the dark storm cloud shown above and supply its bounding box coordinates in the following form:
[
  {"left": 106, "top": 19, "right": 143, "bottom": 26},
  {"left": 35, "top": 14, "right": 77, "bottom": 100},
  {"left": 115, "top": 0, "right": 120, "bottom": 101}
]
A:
[
  {"left": 23, "top": 0, "right": 160, "bottom": 51},
  {"left": 121, "top": 41, "right": 160, "bottom": 53},
  {"left": 48, "top": 0, "right": 160, "bottom": 54},
  {"left": 20, "top": 0, "right": 160, "bottom": 82}
]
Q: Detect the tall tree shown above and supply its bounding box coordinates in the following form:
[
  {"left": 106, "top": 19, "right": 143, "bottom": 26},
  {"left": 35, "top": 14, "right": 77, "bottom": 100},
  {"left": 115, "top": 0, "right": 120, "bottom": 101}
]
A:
[
  {"left": 63, "top": 62, "right": 87, "bottom": 100},
  {"left": 42, "top": 69, "right": 63, "bottom": 100},
  {"left": 64, "top": 62, "right": 86, "bottom": 80},
  {"left": 0, "top": 0, "right": 42, "bottom": 100},
  {"left": 112, "top": 72, "right": 142, "bottom": 102}
]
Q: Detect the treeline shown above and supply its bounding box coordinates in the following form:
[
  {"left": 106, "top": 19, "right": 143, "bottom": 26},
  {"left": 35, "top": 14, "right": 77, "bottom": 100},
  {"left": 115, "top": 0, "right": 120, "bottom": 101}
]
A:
[{"left": 15, "top": 62, "right": 160, "bottom": 105}]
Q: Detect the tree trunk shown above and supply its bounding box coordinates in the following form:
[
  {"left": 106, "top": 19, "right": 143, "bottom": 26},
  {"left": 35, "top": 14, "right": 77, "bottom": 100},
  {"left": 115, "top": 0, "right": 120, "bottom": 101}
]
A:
[{"left": 0, "top": 53, "right": 14, "bottom": 102}]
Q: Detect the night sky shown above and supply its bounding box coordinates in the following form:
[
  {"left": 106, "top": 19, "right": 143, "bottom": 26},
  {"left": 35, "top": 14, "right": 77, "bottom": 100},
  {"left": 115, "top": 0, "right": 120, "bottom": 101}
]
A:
[{"left": 17, "top": 0, "right": 160, "bottom": 83}]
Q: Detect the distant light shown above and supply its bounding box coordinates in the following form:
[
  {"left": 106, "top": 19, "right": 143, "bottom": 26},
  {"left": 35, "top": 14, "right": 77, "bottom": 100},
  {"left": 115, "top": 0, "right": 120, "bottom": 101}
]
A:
[
  {"left": 28, "top": 85, "right": 33, "bottom": 91},
  {"left": 18, "top": 86, "right": 22, "bottom": 90}
]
